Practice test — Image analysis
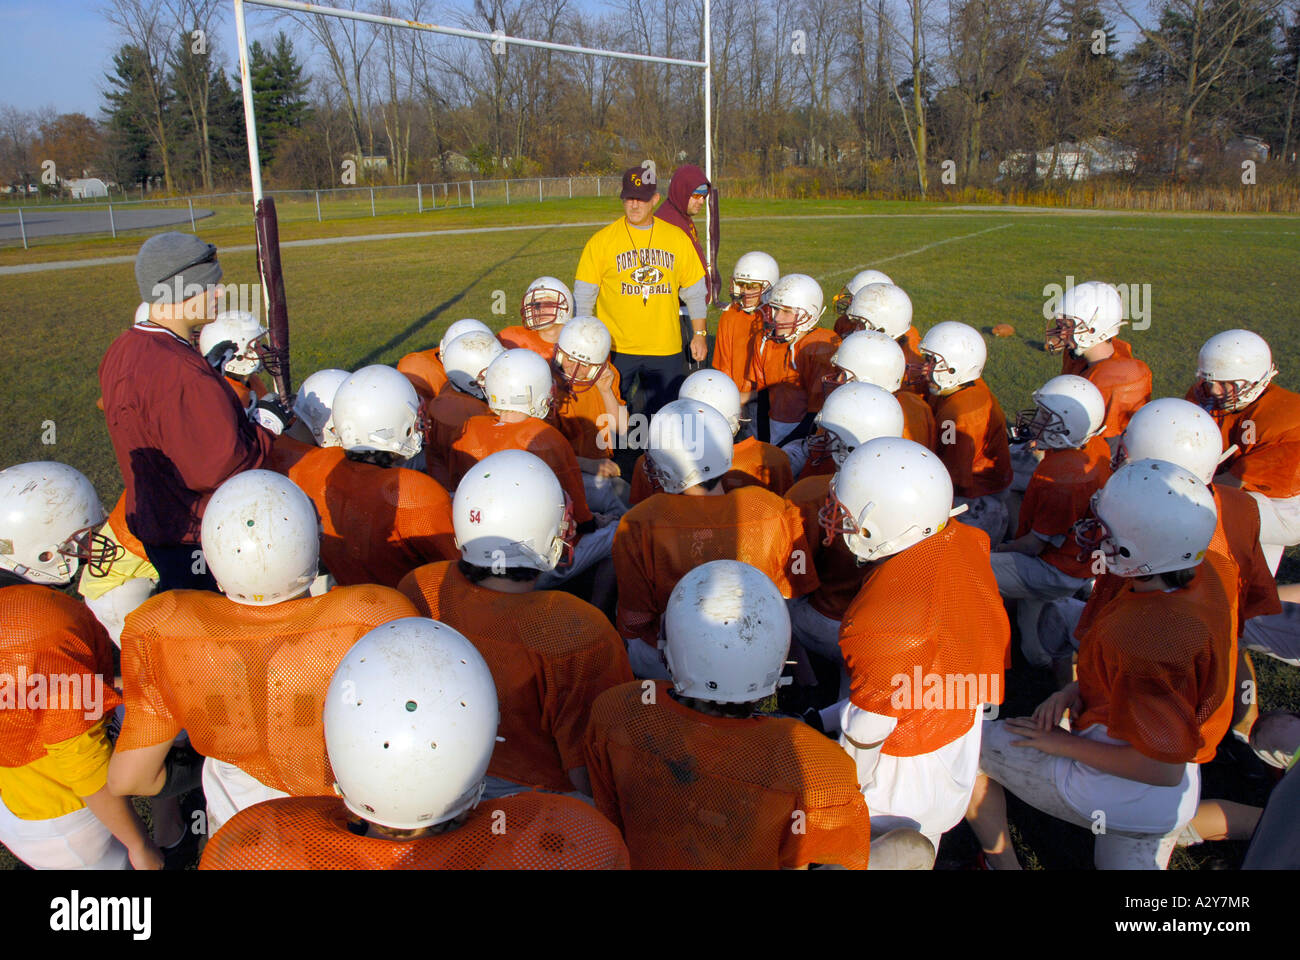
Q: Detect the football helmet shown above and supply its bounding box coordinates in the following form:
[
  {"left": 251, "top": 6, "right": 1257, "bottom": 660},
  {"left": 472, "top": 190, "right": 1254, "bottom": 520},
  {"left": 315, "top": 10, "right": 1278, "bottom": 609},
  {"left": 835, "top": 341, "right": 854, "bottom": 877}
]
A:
[
  {"left": 483, "top": 348, "right": 555, "bottom": 420},
  {"left": 820, "top": 437, "right": 961, "bottom": 562},
  {"left": 915, "top": 321, "right": 987, "bottom": 392},
  {"left": 1193, "top": 329, "right": 1277, "bottom": 415},
  {"left": 679, "top": 369, "right": 743, "bottom": 436},
  {"left": 293, "top": 368, "right": 349, "bottom": 447},
  {"left": 1113, "top": 398, "right": 1227, "bottom": 486},
  {"left": 763, "top": 274, "right": 825, "bottom": 343},
  {"left": 808, "top": 382, "right": 905, "bottom": 468},
  {"left": 197, "top": 310, "right": 268, "bottom": 377},
  {"left": 1011, "top": 375, "right": 1105, "bottom": 450},
  {"left": 833, "top": 269, "right": 892, "bottom": 315},
  {"left": 324, "top": 617, "right": 499, "bottom": 830},
  {"left": 520, "top": 276, "right": 573, "bottom": 330},
  {"left": 554, "top": 316, "right": 612, "bottom": 392},
  {"left": 199, "top": 469, "right": 319, "bottom": 606},
  {"left": 438, "top": 318, "right": 493, "bottom": 356},
  {"left": 332, "top": 365, "right": 424, "bottom": 461},
  {"left": 1045, "top": 281, "right": 1125, "bottom": 355},
  {"left": 453, "top": 450, "right": 575, "bottom": 572},
  {"left": 1073, "top": 459, "right": 1216, "bottom": 577},
  {"left": 730, "top": 251, "right": 779, "bottom": 312},
  {"left": 662, "top": 560, "right": 792, "bottom": 704},
  {"left": 842, "top": 283, "right": 912, "bottom": 339},
  {"left": 645, "top": 400, "right": 735, "bottom": 493},
  {"left": 0, "top": 461, "right": 117, "bottom": 586},
  {"left": 442, "top": 331, "right": 505, "bottom": 400},
  {"left": 825, "top": 330, "right": 906, "bottom": 394}
]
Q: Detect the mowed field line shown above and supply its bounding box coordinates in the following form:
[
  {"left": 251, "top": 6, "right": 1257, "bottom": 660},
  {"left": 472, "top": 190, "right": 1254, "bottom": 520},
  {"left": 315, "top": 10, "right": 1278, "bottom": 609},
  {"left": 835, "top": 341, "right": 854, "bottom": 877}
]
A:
[{"left": 815, "top": 222, "right": 1016, "bottom": 283}]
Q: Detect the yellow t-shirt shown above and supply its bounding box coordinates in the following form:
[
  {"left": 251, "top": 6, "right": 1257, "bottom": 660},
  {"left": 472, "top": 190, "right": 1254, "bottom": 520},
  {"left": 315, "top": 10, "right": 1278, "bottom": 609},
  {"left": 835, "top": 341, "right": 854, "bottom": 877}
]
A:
[
  {"left": 575, "top": 217, "right": 706, "bottom": 356},
  {"left": 0, "top": 722, "right": 114, "bottom": 820}
]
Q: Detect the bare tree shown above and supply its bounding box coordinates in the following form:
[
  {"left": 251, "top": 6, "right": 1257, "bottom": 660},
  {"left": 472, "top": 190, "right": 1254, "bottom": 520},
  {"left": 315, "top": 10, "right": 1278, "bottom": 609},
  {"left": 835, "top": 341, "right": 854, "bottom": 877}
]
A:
[
  {"left": 167, "top": 0, "right": 221, "bottom": 190},
  {"left": 296, "top": 0, "right": 379, "bottom": 179},
  {"left": 104, "top": 0, "right": 178, "bottom": 191}
]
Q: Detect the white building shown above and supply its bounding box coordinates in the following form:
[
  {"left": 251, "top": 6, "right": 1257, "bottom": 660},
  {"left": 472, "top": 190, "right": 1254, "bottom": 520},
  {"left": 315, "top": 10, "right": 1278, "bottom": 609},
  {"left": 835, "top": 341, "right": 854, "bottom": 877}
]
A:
[
  {"left": 64, "top": 177, "right": 109, "bottom": 198},
  {"left": 998, "top": 137, "right": 1137, "bottom": 181}
]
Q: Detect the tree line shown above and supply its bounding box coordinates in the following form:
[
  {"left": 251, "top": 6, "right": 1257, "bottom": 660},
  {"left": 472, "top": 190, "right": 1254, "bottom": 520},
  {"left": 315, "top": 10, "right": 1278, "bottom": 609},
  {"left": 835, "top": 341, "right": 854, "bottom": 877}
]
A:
[{"left": 2, "top": 0, "right": 1298, "bottom": 199}]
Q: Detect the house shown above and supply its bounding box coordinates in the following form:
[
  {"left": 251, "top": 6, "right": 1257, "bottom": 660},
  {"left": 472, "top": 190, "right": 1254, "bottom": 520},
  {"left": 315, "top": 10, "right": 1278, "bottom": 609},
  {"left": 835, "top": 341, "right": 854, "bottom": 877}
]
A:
[
  {"left": 63, "top": 177, "right": 108, "bottom": 198},
  {"left": 998, "top": 137, "right": 1137, "bottom": 181}
]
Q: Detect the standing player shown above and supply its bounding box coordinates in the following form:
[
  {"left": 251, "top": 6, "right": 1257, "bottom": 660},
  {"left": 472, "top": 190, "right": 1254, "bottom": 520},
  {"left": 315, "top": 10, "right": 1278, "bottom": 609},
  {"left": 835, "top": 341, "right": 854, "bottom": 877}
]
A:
[
  {"left": 1044, "top": 280, "right": 1152, "bottom": 443},
  {"left": 824, "top": 438, "right": 1009, "bottom": 851},
  {"left": 613, "top": 400, "right": 818, "bottom": 677},
  {"left": 916, "top": 321, "right": 1013, "bottom": 542},
  {"left": 836, "top": 282, "right": 925, "bottom": 393},
  {"left": 0, "top": 462, "right": 160, "bottom": 870},
  {"left": 1190, "top": 329, "right": 1300, "bottom": 574},
  {"left": 585, "top": 560, "right": 873, "bottom": 869},
  {"left": 200, "top": 617, "right": 629, "bottom": 869},
  {"left": 278, "top": 364, "right": 458, "bottom": 587},
  {"left": 831, "top": 269, "right": 892, "bottom": 335},
  {"left": 968, "top": 461, "right": 1232, "bottom": 870},
  {"left": 499, "top": 276, "right": 573, "bottom": 359},
  {"left": 423, "top": 331, "right": 502, "bottom": 488},
  {"left": 107, "top": 470, "right": 418, "bottom": 835},
  {"left": 713, "top": 250, "right": 779, "bottom": 433},
  {"left": 198, "top": 310, "right": 272, "bottom": 409},
  {"left": 397, "top": 451, "right": 632, "bottom": 798},
  {"left": 397, "top": 317, "right": 494, "bottom": 404}
]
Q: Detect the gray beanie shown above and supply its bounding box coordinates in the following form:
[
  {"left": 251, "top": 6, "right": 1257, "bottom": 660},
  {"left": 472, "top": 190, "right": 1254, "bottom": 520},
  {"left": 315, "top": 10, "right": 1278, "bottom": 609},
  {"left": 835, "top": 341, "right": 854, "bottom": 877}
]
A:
[{"left": 135, "top": 232, "right": 223, "bottom": 303}]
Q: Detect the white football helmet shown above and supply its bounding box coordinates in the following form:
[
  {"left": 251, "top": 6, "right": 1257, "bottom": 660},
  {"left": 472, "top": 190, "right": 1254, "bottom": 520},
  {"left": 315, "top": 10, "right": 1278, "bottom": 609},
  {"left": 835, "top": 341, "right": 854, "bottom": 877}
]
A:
[
  {"left": 662, "top": 560, "right": 792, "bottom": 704},
  {"left": 200, "top": 469, "right": 319, "bottom": 606},
  {"left": 554, "top": 316, "right": 612, "bottom": 392},
  {"left": 453, "top": 450, "right": 574, "bottom": 572},
  {"left": 438, "top": 318, "right": 493, "bottom": 357},
  {"left": 764, "top": 274, "right": 825, "bottom": 343},
  {"left": 1113, "top": 398, "right": 1228, "bottom": 486},
  {"left": 1011, "top": 375, "right": 1105, "bottom": 450},
  {"left": 0, "top": 462, "right": 116, "bottom": 586},
  {"left": 645, "top": 400, "right": 735, "bottom": 493},
  {"left": 826, "top": 330, "right": 907, "bottom": 394},
  {"left": 809, "top": 382, "right": 905, "bottom": 468},
  {"left": 324, "top": 617, "right": 499, "bottom": 830},
  {"left": 821, "top": 437, "right": 962, "bottom": 562},
  {"left": 332, "top": 365, "right": 424, "bottom": 461},
  {"left": 833, "top": 269, "right": 893, "bottom": 315},
  {"left": 198, "top": 310, "right": 268, "bottom": 377},
  {"left": 482, "top": 348, "right": 555, "bottom": 420},
  {"left": 134, "top": 301, "right": 150, "bottom": 325},
  {"left": 520, "top": 276, "right": 573, "bottom": 330},
  {"left": 1073, "top": 459, "right": 1217, "bottom": 577},
  {"left": 679, "top": 369, "right": 743, "bottom": 436},
  {"left": 916, "top": 321, "right": 987, "bottom": 392},
  {"left": 293, "top": 368, "right": 349, "bottom": 447},
  {"left": 1046, "top": 281, "right": 1125, "bottom": 355},
  {"left": 730, "top": 251, "right": 779, "bottom": 312},
  {"left": 1193, "top": 329, "right": 1277, "bottom": 415},
  {"left": 442, "top": 331, "right": 505, "bottom": 400},
  {"left": 842, "top": 283, "right": 913, "bottom": 340}
]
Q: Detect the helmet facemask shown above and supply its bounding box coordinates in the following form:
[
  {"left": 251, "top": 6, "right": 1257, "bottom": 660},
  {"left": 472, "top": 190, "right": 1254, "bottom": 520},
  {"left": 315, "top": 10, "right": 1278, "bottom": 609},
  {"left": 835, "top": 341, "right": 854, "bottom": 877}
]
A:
[
  {"left": 730, "top": 277, "right": 770, "bottom": 312},
  {"left": 520, "top": 287, "right": 569, "bottom": 330},
  {"left": 1011, "top": 403, "right": 1068, "bottom": 448},
  {"left": 555, "top": 347, "right": 607, "bottom": 394},
  {"left": 61, "top": 524, "right": 127, "bottom": 579},
  {"left": 763, "top": 302, "right": 812, "bottom": 344},
  {"left": 1193, "top": 367, "right": 1275, "bottom": 417},
  {"left": 1044, "top": 316, "right": 1081, "bottom": 355}
]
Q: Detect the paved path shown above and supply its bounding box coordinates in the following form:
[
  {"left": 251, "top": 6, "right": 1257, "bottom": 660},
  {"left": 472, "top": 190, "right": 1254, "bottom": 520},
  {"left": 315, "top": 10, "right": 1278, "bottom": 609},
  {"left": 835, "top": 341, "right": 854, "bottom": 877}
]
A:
[{"left": 0, "top": 205, "right": 213, "bottom": 243}]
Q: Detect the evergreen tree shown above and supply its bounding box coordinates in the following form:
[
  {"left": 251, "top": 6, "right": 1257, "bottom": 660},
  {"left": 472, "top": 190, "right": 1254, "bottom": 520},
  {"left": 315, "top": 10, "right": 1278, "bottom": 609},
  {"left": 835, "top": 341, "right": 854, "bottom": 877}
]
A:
[
  {"left": 102, "top": 44, "right": 165, "bottom": 192},
  {"left": 248, "top": 31, "right": 311, "bottom": 165}
]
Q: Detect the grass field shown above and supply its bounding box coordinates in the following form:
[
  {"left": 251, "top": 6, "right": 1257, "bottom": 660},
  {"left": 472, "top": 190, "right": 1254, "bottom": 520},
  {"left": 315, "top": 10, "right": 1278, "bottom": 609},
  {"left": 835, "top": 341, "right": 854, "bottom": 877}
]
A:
[{"left": 1, "top": 196, "right": 1298, "bottom": 869}]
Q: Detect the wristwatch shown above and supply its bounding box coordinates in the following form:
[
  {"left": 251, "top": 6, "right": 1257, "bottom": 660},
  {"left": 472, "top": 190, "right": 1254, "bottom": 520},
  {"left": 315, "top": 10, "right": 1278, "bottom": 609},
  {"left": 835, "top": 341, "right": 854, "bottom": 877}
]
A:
[{"left": 692, "top": 329, "right": 708, "bottom": 338}]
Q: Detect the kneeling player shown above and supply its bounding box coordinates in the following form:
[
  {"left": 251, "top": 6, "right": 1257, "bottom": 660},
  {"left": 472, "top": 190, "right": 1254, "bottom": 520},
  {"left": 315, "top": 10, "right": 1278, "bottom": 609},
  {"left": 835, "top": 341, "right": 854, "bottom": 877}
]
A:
[
  {"left": 200, "top": 618, "right": 628, "bottom": 869},
  {"left": 500, "top": 276, "right": 572, "bottom": 359},
  {"left": 822, "top": 329, "right": 934, "bottom": 452},
  {"left": 836, "top": 282, "right": 925, "bottom": 394},
  {"left": 397, "top": 317, "right": 493, "bottom": 404}
]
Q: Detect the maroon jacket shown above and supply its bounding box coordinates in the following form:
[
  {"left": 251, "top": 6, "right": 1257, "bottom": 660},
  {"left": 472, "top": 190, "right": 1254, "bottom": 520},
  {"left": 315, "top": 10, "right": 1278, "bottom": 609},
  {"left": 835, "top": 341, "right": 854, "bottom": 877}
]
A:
[{"left": 99, "top": 324, "right": 274, "bottom": 546}]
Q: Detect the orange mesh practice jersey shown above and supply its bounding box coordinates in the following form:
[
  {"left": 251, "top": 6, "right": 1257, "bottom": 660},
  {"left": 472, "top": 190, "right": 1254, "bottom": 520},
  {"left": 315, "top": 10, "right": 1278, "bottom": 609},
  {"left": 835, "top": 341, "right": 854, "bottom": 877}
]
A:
[
  {"left": 499, "top": 325, "right": 558, "bottom": 362},
  {"left": 1212, "top": 384, "right": 1300, "bottom": 498},
  {"left": 199, "top": 792, "right": 629, "bottom": 870},
  {"left": 614, "top": 487, "right": 819, "bottom": 645},
  {"left": 584, "top": 681, "right": 871, "bottom": 869},
  {"left": 107, "top": 492, "right": 148, "bottom": 560},
  {"left": 266, "top": 432, "right": 316, "bottom": 476},
  {"left": 628, "top": 437, "right": 794, "bottom": 504},
  {"left": 117, "top": 586, "right": 417, "bottom": 791},
  {"left": 1212, "top": 484, "right": 1280, "bottom": 630},
  {"left": 1074, "top": 549, "right": 1238, "bottom": 765},
  {"left": 786, "top": 474, "right": 867, "bottom": 622},
  {"left": 450, "top": 414, "right": 593, "bottom": 523},
  {"left": 397, "top": 347, "right": 447, "bottom": 403},
  {"left": 840, "top": 522, "right": 1010, "bottom": 757},
  {"left": 929, "top": 378, "right": 1014, "bottom": 498},
  {"left": 225, "top": 374, "right": 270, "bottom": 410},
  {"left": 552, "top": 365, "right": 624, "bottom": 461},
  {"left": 749, "top": 328, "right": 841, "bottom": 422},
  {"left": 711, "top": 304, "right": 763, "bottom": 390},
  {"left": 898, "top": 389, "right": 937, "bottom": 449},
  {"left": 895, "top": 328, "right": 927, "bottom": 396},
  {"left": 0, "top": 586, "right": 121, "bottom": 767},
  {"left": 283, "top": 446, "right": 458, "bottom": 588},
  {"left": 423, "top": 388, "right": 490, "bottom": 488},
  {"left": 1062, "top": 339, "right": 1152, "bottom": 439},
  {"left": 397, "top": 562, "right": 632, "bottom": 791},
  {"left": 1017, "top": 436, "right": 1113, "bottom": 579}
]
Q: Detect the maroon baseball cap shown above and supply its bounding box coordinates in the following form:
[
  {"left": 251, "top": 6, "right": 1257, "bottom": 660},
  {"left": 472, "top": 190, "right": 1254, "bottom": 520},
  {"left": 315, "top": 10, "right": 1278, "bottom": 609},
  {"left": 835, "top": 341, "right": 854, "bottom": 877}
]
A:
[{"left": 620, "top": 166, "right": 658, "bottom": 201}]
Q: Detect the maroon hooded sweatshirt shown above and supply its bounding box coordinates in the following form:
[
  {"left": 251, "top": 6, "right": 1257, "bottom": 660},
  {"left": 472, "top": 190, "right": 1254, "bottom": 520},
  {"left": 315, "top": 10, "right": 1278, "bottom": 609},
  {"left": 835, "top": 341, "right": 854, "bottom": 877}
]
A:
[{"left": 654, "top": 164, "right": 721, "bottom": 304}]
